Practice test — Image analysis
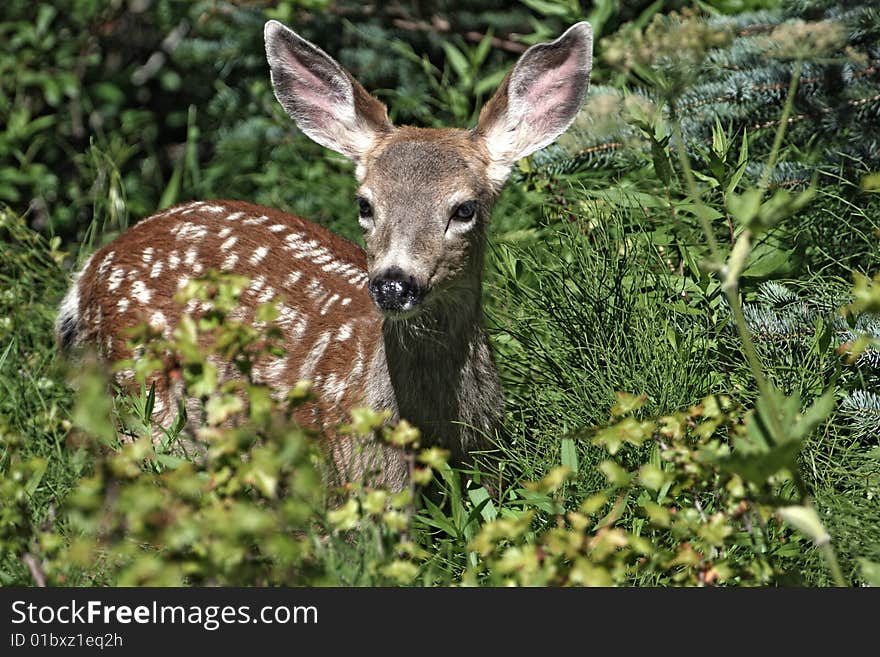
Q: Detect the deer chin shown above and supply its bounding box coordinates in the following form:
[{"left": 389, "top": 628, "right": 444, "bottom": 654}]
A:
[{"left": 373, "top": 294, "right": 429, "bottom": 322}]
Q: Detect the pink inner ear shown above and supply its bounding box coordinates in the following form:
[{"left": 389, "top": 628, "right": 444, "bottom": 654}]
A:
[
  {"left": 520, "top": 47, "right": 583, "bottom": 127},
  {"left": 278, "top": 48, "right": 348, "bottom": 126}
]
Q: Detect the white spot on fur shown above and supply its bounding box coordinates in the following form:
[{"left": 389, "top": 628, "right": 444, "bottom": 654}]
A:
[
  {"left": 220, "top": 253, "right": 238, "bottom": 271},
  {"left": 184, "top": 247, "right": 198, "bottom": 267},
  {"left": 248, "top": 275, "right": 266, "bottom": 294},
  {"left": 221, "top": 236, "right": 238, "bottom": 251},
  {"left": 224, "top": 211, "right": 244, "bottom": 221},
  {"left": 306, "top": 278, "right": 325, "bottom": 300},
  {"left": 250, "top": 245, "right": 269, "bottom": 265},
  {"left": 142, "top": 247, "right": 154, "bottom": 264},
  {"left": 299, "top": 331, "right": 331, "bottom": 380},
  {"left": 285, "top": 238, "right": 323, "bottom": 260},
  {"left": 322, "top": 373, "right": 348, "bottom": 405},
  {"left": 266, "top": 357, "right": 288, "bottom": 384},
  {"left": 176, "top": 222, "right": 208, "bottom": 241},
  {"left": 108, "top": 267, "right": 125, "bottom": 292},
  {"left": 320, "top": 293, "right": 340, "bottom": 315},
  {"left": 339, "top": 347, "right": 365, "bottom": 404},
  {"left": 286, "top": 271, "right": 303, "bottom": 287},
  {"left": 221, "top": 253, "right": 239, "bottom": 270},
  {"left": 218, "top": 226, "right": 233, "bottom": 238},
  {"left": 116, "top": 367, "right": 136, "bottom": 384},
  {"left": 177, "top": 276, "right": 190, "bottom": 290},
  {"left": 204, "top": 205, "right": 226, "bottom": 214},
  {"left": 149, "top": 311, "right": 166, "bottom": 328},
  {"left": 341, "top": 297, "right": 352, "bottom": 306},
  {"left": 257, "top": 286, "right": 276, "bottom": 303},
  {"left": 293, "top": 243, "right": 327, "bottom": 260},
  {"left": 269, "top": 224, "right": 287, "bottom": 233},
  {"left": 336, "top": 323, "right": 352, "bottom": 341},
  {"left": 284, "top": 232, "right": 304, "bottom": 245},
  {"left": 168, "top": 251, "right": 181, "bottom": 270},
  {"left": 276, "top": 304, "right": 308, "bottom": 342},
  {"left": 292, "top": 316, "right": 309, "bottom": 341},
  {"left": 97, "top": 251, "right": 115, "bottom": 277},
  {"left": 243, "top": 214, "right": 269, "bottom": 225},
  {"left": 116, "top": 298, "right": 130, "bottom": 313},
  {"left": 179, "top": 201, "right": 206, "bottom": 215},
  {"left": 132, "top": 280, "right": 152, "bottom": 304}
]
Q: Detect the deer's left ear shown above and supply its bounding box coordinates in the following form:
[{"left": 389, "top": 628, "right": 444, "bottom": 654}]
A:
[
  {"left": 474, "top": 22, "right": 593, "bottom": 188},
  {"left": 264, "top": 20, "right": 392, "bottom": 166}
]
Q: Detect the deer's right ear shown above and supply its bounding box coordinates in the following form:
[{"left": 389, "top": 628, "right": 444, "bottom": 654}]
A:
[{"left": 264, "top": 20, "right": 392, "bottom": 166}]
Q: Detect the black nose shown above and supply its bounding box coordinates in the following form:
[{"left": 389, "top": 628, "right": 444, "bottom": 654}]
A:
[{"left": 368, "top": 267, "right": 424, "bottom": 313}]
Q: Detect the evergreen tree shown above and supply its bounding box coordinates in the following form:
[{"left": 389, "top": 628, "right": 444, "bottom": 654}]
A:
[{"left": 538, "top": 0, "right": 880, "bottom": 185}]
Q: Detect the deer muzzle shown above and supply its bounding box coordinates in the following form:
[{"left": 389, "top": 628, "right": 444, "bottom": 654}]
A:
[{"left": 368, "top": 266, "right": 425, "bottom": 315}]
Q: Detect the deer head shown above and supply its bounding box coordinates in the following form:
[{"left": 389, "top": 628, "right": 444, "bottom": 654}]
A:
[{"left": 264, "top": 20, "right": 593, "bottom": 320}]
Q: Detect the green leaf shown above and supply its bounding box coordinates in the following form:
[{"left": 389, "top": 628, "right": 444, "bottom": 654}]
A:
[
  {"left": 723, "top": 233, "right": 751, "bottom": 288},
  {"left": 592, "top": 417, "right": 653, "bottom": 455},
  {"left": 638, "top": 464, "right": 667, "bottom": 491},
  {"left": 650, "top": 136, "right": 673, "bottom": 186},
  {"left": 246, "top": 385, "right": 272, "bottom": 425},
  {"left": 159, "top": 162, "right": 182, "bottom": 210},
  {"left": 611, "top": 392, "right": 648, "bottom": 417},
  {"left": 726, "top": 129, "right": 749, "bottom": 197},
  {"left": 790, "top": 389, "right": 836, "bottom": 443},
  {"left": 719, "top": 441, "right": 802, "bottom": 486},
  {"left": 327, "top": 499, "right": 360, "bottom": 531},
  {"left": 741, "top": 242, "right": 793, "bottom": 279},
  {"left": 24, "top": 458, "right": 48, "bottom": 497},
  {"left": 474, "top": 68, "right": 508, "bottom": 97},
  {"left": 560, "top": 437, "right": 579, "bottom": 474},
  {"left": 778, "top": 505, "right": 831, "bottom": 546},
  {"left": 860, "top": 173, "right": 880, "bottom": 191},
  {"left": 598, "top": 460, "right": 631, "bottom": 487},
  {"left": 472, "top": 28, "right": 493, "bottom": 68},
  {"left": 155, "top": 454, "right": 187, "bottom": 470},
  {"left": 468, "top": 486, "right": 497, "bottom": 522},
  {"left": 858, "top": 559, "right": 880, "bottom": 586},
  {"left": 441, "top": 42, "right": 470, "bottom": 83},
  {"left": 419, "top": 496, "right": 459, "bottom": 537},
  {"left": 727, "top": 188, "right": 762, "bottom": 227},
  {"left": 520, "top": 0, "right": 572, "bottom": 16},
  {"left": 847, "top": 272, "right": 880, "bottom": 314}
]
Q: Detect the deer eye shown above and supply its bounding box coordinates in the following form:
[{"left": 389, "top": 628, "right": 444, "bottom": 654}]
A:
[
  {"left": 452, "top": 201, "right": 477, "bottom": 221},
  {"left": 357, "top": 196, "right": 373, "bottom": 219}
]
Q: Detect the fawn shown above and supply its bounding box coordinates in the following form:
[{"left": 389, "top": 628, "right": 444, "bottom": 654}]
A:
[{"left": 56, "top": 20, "right": 593, "bottom": 491}]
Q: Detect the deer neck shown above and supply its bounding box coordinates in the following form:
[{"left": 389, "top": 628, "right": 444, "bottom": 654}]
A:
[{"left": 367, "top": 275, "right": 503, "bottom": 458}]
